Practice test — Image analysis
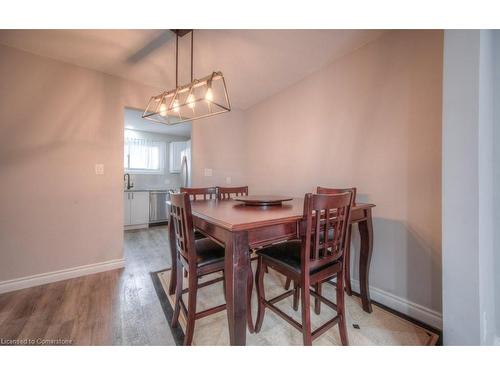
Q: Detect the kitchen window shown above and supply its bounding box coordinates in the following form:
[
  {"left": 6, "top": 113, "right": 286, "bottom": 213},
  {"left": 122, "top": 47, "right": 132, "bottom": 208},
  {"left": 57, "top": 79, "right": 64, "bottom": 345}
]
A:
[{"left": 124, "top": 137, "right": 165, "bottom": 174}]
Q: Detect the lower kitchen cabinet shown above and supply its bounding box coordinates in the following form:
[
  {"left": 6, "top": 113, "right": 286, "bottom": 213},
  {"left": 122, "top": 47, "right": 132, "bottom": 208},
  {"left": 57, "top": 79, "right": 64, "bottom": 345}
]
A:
[
  {"left": 124, "top": 192, "right": 132, "bottom": 226},
  {"left": 124, "top": 191, "right": 149, "bottom": 228}
]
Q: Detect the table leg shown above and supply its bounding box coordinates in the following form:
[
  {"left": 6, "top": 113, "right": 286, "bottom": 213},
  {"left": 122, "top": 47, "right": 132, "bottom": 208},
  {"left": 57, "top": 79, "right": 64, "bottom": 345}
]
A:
[
  {"left": 168, "top": 215, "right": 177, "bottom": 296},
  {"left": 224, "top": 230, "right": 249, "bottom": 346},
  {"left": 344, "top": 224, "right": 353, "bottom": 296},
  {"left": 358, "top": 209, "right": 373, "bottom": 313}
]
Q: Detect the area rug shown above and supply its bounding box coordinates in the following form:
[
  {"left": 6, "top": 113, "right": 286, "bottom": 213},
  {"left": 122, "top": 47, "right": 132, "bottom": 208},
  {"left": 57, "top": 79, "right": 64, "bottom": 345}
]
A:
[{"left": 151, "top": 268, "right": 439, "bottom": 346}]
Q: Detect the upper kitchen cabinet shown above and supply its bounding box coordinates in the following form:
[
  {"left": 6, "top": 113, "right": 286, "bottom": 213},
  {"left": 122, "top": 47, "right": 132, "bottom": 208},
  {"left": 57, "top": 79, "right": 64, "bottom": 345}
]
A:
[{"left": 169, "top": 141, "right": 187, "bottom": 173}]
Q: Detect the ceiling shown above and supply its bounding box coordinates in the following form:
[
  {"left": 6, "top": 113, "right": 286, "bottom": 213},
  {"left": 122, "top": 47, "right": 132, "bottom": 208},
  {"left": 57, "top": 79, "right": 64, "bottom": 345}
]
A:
[{"left": 0, "top": 29, "right": 385, "bottom": 110}]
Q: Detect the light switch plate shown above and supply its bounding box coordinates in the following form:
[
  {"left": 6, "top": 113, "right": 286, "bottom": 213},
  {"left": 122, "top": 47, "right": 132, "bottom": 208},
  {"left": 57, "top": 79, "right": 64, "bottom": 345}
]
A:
[
  {"left": 225, "top": 176, "right": 232, "bottom": 184},
  {"left": 204, "top": 168, "right": 213, "bottom": 177},
  {"left": 95, "top": 164, "right": 104, "bottom": 175}
]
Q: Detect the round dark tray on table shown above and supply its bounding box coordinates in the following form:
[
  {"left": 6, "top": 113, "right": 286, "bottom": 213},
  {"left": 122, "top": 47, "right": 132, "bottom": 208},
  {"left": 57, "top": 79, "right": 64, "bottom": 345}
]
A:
[{"left": 234, "top": 195, "right": 293, "bottom": 206}]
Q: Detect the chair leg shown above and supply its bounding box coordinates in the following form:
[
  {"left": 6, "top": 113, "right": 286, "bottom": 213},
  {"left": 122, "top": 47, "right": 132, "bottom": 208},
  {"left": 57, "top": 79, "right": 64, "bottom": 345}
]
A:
[
  {"left": 300, "top": 280, "right": 312, "bottom": 346},
  {"left": 171, "top": 261, "right": 183, "bottom": 328},
  {"left": 292, "top": 280, "right": 300, "bottom": 311},
  {"left": 184, "top": 268, "right": 198, "bottom": 346},
  {"left": 247, "top": 256, "right": 255, "bottom": 333},
  {"left": 336, "top": 268, "right": 349, "bottom": 346},
  {"left": 284, "top": 277, "right": 291, "bottom": 290},
  {"left": 254, "top": 257, "right": 266, "bottom": 333},
  {"left": 314, "top": 282, "right": 322, "bottom": 315}
]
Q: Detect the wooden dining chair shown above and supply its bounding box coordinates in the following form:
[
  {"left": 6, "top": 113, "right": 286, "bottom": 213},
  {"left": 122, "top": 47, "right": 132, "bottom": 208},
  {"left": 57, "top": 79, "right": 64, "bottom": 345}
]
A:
[
  {"left": 170, "top": 192, "right": 227, "bottom": 345},
  {"left": 170, "top": 192, "right": 255, "bottom": 343},
  {"left": 180, "top": 187, "right": 218, "bottom": 201},
  {"left": 284, "top": 186, "right": 357, "bottom": 314},
  {"left": 217, "top": 186, "right": 248, "bottom": 200},
  {"left": 315, "top": 187, "right": 356, "bottom": 311},
  {"left": 254, "top": 192, "right": 353, "bottom": 345},
  {"left": 180, "top": 187, "right": 217, "bottom": 240}
]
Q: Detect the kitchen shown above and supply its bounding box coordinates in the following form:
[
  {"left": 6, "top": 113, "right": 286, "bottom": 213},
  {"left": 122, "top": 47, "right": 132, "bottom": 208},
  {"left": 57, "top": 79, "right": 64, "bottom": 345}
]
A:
[{"left": 123, "top": 108, "right": 191, "bottom": 229}]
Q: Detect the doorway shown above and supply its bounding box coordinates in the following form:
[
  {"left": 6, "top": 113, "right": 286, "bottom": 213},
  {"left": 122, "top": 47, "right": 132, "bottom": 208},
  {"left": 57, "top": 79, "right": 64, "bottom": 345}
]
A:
[{"left": 122, "top": 107, "right": 192, "bottom": 231}]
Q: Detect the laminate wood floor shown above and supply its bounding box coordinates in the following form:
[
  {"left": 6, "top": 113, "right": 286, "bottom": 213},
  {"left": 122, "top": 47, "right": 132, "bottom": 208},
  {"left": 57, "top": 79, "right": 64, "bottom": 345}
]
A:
[{"left": 0, "top": 226, "right": 175, "bottom": 345}]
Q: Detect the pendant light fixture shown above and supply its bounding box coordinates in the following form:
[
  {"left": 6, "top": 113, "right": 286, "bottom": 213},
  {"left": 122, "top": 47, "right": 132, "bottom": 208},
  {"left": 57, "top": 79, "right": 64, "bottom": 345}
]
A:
[{"left": 142, "top": 30, "right": 231, "bottom": 126}]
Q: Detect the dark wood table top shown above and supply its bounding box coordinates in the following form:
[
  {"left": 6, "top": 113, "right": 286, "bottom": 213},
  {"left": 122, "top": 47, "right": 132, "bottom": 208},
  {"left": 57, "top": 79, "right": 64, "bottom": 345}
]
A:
[{"left": 190, "top": 198, "right": 375, "bottom": 231}]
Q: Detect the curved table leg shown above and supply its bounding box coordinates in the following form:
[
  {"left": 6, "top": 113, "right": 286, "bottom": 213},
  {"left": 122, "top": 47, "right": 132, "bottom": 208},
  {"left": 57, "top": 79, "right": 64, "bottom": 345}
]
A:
[
  {"left": 246, "top": 255, "right": 255, "bottom": 333},
  {"left": 344, "top": 224, "right": 353, "bottom": 296},
  {"left": 357, "top": 209, "right": 373, "bottom": 313}
]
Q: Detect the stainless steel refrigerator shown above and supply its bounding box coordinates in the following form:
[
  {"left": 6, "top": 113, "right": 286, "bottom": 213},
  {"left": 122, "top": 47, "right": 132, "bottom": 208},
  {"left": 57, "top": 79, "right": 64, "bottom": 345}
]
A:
[{"left": 180, "top": 140, "right": 191, "bottom": 188}]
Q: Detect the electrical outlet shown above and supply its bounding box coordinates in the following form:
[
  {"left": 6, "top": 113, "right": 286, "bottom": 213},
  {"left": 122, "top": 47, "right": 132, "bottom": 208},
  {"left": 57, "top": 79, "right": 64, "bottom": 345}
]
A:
[
  {"left": 95, "top": 164, "right": 104, "bottom": 175},
  {"left": 204, "top": 168, "right": 213, "bottom": 177},
  {"left": 225, "top": 176, "right": 232, "bottom": 184}
]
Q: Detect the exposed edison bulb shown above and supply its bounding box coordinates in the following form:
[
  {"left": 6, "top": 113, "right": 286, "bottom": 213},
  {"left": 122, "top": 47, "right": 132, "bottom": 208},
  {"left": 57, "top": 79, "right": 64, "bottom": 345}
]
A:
[
  {"left": 159, "top": 102, "right": 167, "bottom": 117},
  {"left": 205, "top": 87, "right": 213, "bottom": 101},
  {"left": 187, "top": 94, "right": 195, "bottom": 109},
  {"left": 172, "top": 99, "right": 180, "bottom": 112}
]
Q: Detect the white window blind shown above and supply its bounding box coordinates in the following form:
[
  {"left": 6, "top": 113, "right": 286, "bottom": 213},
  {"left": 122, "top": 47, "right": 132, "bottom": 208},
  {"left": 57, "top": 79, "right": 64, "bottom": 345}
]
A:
[{"left": 124, "top": 138, "right": 165, "bottom": 174}]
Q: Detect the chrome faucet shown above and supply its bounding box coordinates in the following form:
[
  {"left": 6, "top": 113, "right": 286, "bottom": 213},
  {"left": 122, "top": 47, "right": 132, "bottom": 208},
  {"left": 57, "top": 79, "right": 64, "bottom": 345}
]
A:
[{"left": 124, "top": 173, "right": 134, "bottom": 190}]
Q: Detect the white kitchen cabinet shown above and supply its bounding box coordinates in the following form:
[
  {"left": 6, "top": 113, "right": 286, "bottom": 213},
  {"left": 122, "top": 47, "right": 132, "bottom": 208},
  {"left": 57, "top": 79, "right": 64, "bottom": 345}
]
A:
[
  {"left": 123, "top": 192, "right": 132, "bottom": 226},
  {"left": 169, "top": 141, "right": 187, "bottom": 173},
  {"left": 124, "top": 191, "right": 149, "bottom": 228},
  {"left": 130, "top": 192, "right": 149, "bottom": 225}
]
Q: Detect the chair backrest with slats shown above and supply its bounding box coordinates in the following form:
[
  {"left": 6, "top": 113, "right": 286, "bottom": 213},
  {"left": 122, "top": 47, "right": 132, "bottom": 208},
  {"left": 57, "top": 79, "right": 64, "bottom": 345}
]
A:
[
  {"left": 316, "top": 186, "right": 357, "bottom": 205},
  {"left": 301, "top": 192, "right": 353, "bottom": 273},
  {"left": 180, "top": 187, "right": 217, "bottom": 201},
  {"left": 217, "top": 186, "right": 249, "bottom": 200},
  {"left": 169, "top": 192, "right": 196, "bottom": 263}
]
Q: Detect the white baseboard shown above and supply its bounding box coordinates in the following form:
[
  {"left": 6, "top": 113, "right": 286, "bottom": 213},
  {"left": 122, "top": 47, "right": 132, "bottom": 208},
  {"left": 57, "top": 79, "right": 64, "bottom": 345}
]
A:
[
  {"left": 0, "top": 258, "right": 125, "bottom": 294},
  {"left": 350, "top": 279, "right": 443, "bottom": 330}
]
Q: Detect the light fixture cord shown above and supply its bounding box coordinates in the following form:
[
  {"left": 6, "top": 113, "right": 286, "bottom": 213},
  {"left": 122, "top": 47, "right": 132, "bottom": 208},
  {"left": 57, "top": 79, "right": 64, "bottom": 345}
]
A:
[
  {"left": 190, "top": 30, "right": 194, "bottom": 82},
  {"left": 175, "top": 32, "right": 179, "bottom": 88}
]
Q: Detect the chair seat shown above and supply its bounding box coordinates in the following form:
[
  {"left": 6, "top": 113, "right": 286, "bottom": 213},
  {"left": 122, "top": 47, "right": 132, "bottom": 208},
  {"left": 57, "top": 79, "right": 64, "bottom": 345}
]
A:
[
  {"left": 195, "top": 238, "right": 225, "bottom": 267},
  {"left": 259, "top": 240, "right": 339, "bottom": 274}
]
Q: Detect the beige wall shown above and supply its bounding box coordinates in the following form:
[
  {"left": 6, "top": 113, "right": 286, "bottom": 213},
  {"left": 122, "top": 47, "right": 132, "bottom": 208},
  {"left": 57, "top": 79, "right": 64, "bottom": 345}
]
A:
[
  {"left": 0, "top": 44, "right": 159, "bottom": 282},
  {"left": 192, "top": 30, "right": 443, "bottom": 320},
  {"left": 191, "top": 109, "right": 247, "bottom": 187},
  {"left": 245, "top": 30, "right": 443, "bottom": 315}
]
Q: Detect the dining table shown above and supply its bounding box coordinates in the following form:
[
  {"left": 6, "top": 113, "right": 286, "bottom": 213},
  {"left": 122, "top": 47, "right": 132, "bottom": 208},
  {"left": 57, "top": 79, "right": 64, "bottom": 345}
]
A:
[{"left": 167, "top": 197, "right": 375, "bottom": 346}]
